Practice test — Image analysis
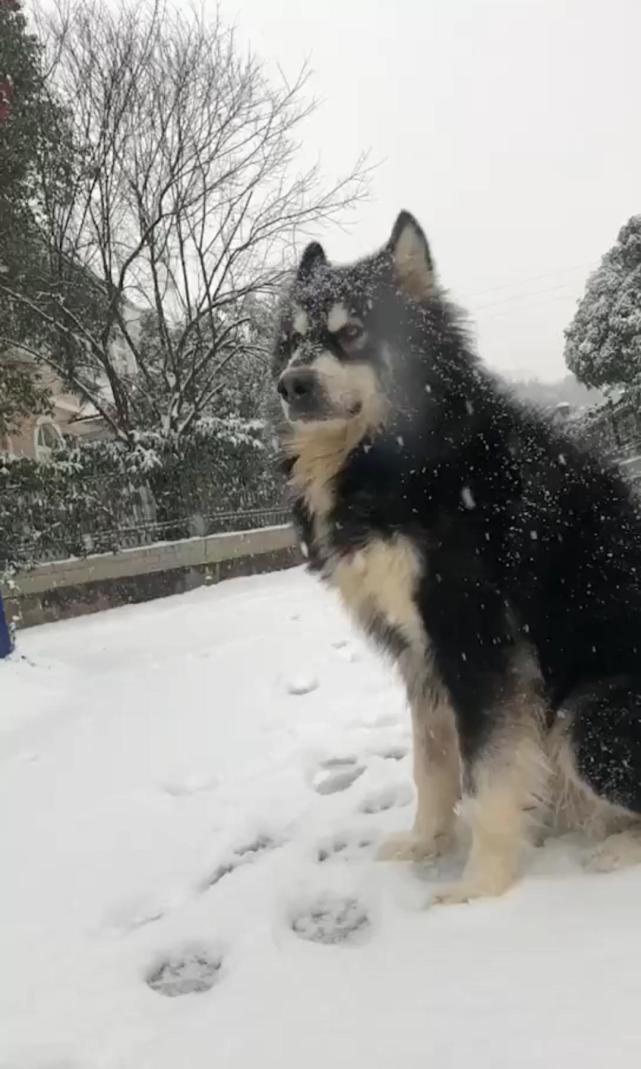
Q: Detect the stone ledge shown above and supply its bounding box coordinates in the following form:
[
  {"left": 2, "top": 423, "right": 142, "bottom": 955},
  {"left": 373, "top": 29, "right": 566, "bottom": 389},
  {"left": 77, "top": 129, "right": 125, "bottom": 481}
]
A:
[
  {"left": 3, "top": 525, "right": 300, "bottom": 628},
  {"left": 4, "top": 524, "right": 297, "bottom": 596}
]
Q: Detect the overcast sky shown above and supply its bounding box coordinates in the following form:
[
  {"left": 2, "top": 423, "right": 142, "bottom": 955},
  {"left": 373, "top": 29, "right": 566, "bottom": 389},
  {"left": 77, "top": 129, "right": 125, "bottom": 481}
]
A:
[{"left": 212, "top": 0, "right": 640, "bottom": 382}]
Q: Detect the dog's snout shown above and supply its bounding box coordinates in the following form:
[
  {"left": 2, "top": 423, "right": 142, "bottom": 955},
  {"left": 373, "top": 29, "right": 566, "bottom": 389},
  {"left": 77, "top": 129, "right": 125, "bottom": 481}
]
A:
[{"left": 277, "top": 369, "right": 316, "bottom": 405}]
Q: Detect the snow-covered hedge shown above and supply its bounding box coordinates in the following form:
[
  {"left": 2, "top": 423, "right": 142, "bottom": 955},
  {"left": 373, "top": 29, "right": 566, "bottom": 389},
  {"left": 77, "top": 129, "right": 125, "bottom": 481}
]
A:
[{"left": 0, "top": 419, "right": 284, "bottom": 576}]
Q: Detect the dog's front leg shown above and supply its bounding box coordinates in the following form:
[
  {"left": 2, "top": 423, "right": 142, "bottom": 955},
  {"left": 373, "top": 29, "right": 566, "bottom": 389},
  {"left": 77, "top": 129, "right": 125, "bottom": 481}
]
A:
[
  {"left": 433, "top": 693, "right": 549, "bottom": 905},
  {"left": 378, "top": 690, "right": 461, "bottom": 863}
]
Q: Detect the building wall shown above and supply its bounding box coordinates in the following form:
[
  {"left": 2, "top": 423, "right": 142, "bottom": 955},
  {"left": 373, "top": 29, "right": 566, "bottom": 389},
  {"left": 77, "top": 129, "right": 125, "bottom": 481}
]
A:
[{"left": 1, "top": 360, "right": 109, "bottom": 458}]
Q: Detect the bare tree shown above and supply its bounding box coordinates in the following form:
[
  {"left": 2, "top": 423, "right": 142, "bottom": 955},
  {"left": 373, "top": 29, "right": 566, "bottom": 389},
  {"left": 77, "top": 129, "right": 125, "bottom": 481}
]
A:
[{"left": 0, "top": 0, "right": 367, "bottom": 441}]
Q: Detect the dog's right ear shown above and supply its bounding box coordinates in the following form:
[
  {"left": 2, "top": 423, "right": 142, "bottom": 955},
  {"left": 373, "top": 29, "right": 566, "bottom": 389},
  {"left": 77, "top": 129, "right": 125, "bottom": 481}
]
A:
[
  {"left": 387, "top": 211, "right": 434, "bottom": 300},
  {"left": 297, "top": 241, "right": 327, "bottom": 280}
]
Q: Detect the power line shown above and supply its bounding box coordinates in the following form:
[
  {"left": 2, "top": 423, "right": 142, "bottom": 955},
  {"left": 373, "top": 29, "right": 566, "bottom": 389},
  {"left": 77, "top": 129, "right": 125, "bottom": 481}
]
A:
[
  {"left": 462, "top": 261, "right": 596, "bottom": 302},
  {"left": 475, "top": 290, "right": 581, "bottom": 323},
  {"left": 473, "top": 278, "right": 586, "bottom": 313}
]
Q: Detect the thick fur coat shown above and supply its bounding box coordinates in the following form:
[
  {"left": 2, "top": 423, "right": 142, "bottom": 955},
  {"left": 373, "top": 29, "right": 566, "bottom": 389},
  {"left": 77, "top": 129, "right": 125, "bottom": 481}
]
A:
[{"left": 272, "top": 212, "right": 641, "bottom": 902}]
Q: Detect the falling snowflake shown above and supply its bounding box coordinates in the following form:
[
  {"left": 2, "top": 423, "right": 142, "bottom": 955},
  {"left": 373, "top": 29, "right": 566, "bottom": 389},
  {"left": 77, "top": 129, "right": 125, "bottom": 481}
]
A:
[{"left": 461, "top": 486, "right": 476, "bottom": 510}]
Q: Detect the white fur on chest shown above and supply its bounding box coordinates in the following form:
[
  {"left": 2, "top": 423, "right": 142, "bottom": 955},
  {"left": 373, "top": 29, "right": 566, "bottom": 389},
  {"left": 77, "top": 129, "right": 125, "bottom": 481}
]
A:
[{"left": 328, "top": 535, "right": 427, "bottom": 654}]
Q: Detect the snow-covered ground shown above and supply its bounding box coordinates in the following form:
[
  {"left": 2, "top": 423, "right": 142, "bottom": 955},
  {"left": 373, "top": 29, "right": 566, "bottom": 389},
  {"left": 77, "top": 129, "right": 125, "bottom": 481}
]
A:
[{"left": 2, "top": 567, "right": 641, "bottom": 1067}]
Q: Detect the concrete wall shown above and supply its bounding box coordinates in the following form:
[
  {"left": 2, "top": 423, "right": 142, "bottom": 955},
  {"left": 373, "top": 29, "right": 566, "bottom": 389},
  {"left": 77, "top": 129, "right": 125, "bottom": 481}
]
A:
[{"left": 3, "top": 524, "right": 300, "bottom": 629}]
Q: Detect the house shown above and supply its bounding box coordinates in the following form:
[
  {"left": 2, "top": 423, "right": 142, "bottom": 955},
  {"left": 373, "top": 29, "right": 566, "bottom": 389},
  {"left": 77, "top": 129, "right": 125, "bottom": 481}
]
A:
[
  {"left": 0, "top": 354, "right": 113, "bottom": 459},
  {"left": 1, "top": 303, "right": 143, "bottom": 459}
]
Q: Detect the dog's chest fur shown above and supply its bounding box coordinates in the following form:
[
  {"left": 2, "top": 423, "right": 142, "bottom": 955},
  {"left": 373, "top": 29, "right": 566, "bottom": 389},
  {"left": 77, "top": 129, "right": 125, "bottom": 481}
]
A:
[
  {"left": 328, "top": 535, "right": 426, "bottom": 656},
  {"left": 289, "top": 441, "right": 427, "bottom": 664}
]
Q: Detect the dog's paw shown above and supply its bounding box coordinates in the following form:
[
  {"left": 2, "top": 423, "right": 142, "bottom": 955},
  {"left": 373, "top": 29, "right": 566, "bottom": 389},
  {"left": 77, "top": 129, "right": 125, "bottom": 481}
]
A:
[
  {"left": 431, "top": 867, "right": 516, "bottom": 906},
  {"left": 431, "top": 883, "right": 475, "bottom": 906},
  {"left": 376, "top": 830, "right": 451, "bottom": 863},
  {"left": 583, "top": 831, "right": 641, "bottom": 874}
]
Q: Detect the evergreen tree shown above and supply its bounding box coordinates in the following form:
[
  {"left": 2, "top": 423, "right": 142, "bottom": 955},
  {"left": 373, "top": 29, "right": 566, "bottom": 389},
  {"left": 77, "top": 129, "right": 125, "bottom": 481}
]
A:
[
  {"left": 0, "top": 0, "right": 62, "bottom": 437},
  {"left": 565, "top": 216, "right": 641, "bottom": 392}
]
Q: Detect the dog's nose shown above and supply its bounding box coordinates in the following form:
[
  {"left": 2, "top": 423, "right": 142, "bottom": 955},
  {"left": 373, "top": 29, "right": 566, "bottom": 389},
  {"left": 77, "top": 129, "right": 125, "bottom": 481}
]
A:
[{"left": 277, "top": 369, "right": 315, "bottom": 404}]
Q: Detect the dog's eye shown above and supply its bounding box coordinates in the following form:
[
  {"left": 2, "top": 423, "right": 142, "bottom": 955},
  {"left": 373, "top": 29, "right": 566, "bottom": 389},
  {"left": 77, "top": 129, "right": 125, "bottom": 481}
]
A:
[{"left": 338, "top": 323, "right": 363, "bottom": 344}]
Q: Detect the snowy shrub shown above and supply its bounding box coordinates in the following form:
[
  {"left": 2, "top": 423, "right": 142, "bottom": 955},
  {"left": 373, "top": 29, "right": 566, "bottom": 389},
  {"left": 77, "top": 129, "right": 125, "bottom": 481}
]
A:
[
  {"left": 0, "top": 419, "right": 284, "bottom": 575},
  {"left": 565, "top": 216, "right": 641, "bottom": 391}
]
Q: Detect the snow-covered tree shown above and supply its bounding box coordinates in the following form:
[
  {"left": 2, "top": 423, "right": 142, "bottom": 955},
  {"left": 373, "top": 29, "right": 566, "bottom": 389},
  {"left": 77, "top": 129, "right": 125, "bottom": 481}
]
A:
[
  {"left": 0, "top": 0, "right": 366, "bottom": 443},
  {"left": 565, "top": 215, "right": 641, "bottom": 391}
]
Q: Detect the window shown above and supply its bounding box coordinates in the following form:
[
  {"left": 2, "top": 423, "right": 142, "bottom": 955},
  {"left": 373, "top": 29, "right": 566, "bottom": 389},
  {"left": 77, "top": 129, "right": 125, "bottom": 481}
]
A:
[{"left": 34, "top": 418, "right": 64, "bottom": 461}]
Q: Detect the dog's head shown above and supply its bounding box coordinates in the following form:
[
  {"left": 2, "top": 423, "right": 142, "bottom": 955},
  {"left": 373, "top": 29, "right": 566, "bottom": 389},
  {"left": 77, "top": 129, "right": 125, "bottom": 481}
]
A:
[{"left": 272, "top": 211, "right": 437, "bottom": 432}]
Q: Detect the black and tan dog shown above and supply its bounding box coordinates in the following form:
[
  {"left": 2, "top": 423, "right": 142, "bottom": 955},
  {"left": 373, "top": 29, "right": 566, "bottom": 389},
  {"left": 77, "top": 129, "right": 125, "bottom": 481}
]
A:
[{"left": 272, "top": 211, "right": 641, "bottom": 903}]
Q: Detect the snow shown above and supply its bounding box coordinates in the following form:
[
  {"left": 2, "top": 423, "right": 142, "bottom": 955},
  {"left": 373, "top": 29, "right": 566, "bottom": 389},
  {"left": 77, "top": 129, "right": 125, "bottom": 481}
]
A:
[
  {"left": 286, "top": 672, "right": 318, "bottom": 695},
  {"left": 2, "top": 567, "right": 641, "bottom": 1066},
  {"left": 461, "top": 485, "right": 476, "bottom": 510}
]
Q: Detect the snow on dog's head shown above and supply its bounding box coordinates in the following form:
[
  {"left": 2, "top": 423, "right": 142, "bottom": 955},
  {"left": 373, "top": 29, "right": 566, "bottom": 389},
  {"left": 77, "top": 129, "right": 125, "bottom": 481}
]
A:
[{"left": 272, "top": 211, "right": 443, "bottom": 436}]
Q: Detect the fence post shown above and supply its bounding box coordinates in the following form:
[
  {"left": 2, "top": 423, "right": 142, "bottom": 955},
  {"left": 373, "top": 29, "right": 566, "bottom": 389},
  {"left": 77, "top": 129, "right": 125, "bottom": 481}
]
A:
[{"left": 0, "top": 592, "right": 14, "bottom": 658}]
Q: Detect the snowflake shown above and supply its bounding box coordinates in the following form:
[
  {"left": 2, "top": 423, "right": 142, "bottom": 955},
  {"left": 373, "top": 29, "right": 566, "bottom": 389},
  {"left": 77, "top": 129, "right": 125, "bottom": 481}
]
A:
[{"left": 461, "top": 486, "right": 476, "bottom": 510}]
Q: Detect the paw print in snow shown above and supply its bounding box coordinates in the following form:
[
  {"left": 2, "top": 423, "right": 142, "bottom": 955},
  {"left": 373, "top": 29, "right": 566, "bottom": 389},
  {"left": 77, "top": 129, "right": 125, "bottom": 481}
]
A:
[
  {"left": 291, "top": 895, "right": 370, "bottom": 945},
  {"left": 371, "top": 744, "right": 408, "bottom": 762},
  {"left": 203, "top": 835, "right": 279, "bottom": 889},
  {"left": 316, "top": 830, "right": 376, "bottom": 863},
  {"left": 312, "top": 757, "right": 365, "bottom": 795},
  {"left": 146, "top": 951, "right": 221, "bottom": 997},
  {"left": 331, "top": 639, "right": 362, "bottom": 663},
  {"left": 358, "top": 781, "right": 413, "bottom": 814},
  {"left": 286, "top": 673, "right": 319, "bottom": 696}
]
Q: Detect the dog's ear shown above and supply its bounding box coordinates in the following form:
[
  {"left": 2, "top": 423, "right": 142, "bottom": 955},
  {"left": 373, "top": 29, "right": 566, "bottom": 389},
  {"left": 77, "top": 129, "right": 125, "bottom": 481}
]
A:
[
  {"left": 297, "top": 241, "right": 327, "bottom": 280},
  {"left": 387, "top": 211, "right": 434, "bottom": 300}
]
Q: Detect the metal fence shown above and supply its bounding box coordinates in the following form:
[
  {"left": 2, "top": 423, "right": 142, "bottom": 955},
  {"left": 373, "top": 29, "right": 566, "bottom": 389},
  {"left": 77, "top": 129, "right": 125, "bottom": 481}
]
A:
[
  {"left": 80, "top": 504, "right": 290, "bottom": 554},
  {"left": 1, "top": 462, "right": 290, "bottom": 569},
  {"left": 574, "top": 399, "right": 641, "bottom": 457},
  {"left": 13, "top": 500, "right": 292, "bottom": 566},
  {"left": 572, "top": 399, "right": 641, "bottom": 495}
]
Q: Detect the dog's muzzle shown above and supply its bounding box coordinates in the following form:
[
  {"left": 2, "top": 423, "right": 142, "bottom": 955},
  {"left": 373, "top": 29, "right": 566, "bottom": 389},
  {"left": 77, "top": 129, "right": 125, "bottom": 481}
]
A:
[{"left": 277, "top": 368, "right": 325, "bottom": 421}]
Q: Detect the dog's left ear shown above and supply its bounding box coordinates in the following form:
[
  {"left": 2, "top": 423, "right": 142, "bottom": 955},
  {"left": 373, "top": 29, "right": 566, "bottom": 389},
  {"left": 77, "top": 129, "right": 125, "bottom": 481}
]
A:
[
  {"left": 387, "top": 211, "right": 434, "bottom": 300},
  {"left": 297, "top": 241, "right": 327, "bottom": 281}
]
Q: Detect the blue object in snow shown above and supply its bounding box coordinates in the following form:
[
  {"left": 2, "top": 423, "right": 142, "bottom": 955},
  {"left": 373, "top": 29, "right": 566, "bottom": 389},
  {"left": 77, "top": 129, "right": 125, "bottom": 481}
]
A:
[{"left": 0, "top": 593, "right": 13, "bottom": 658}]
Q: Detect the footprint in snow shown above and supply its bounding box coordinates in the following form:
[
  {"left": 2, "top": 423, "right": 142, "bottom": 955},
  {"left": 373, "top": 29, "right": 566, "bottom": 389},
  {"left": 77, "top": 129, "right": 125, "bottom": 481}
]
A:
[
  {"left": 316, "top": 830, "right": 376, "bottom": 863},
  {"left": 331, "top": 639, "right": 362, "bottom": 663},
  {"left": 370, "top": 745, "right": 408, "bottom": 762},
  {"left": 286, "top": 673, "right": 319, "bottom": 696},
  {"left": 291, "top": 895, "right": 370, "bottom": 946},
  {"left": 103, "top": 898, "right": 166, "bottom": 934},
  {"left": 146, "top": 951, "right": 221, "bottom": 997},
  {"left": 354, "top": 711, "right": 401, "bottom": 730},
  {"left": 203, "top": 834, "right": 279, "bottom": 889},
  {"left": 358, "top": 782, "right": 413, "bottom": 814},
  {"left": 312, "top": 757, "right": 365, "bottom": 795}
]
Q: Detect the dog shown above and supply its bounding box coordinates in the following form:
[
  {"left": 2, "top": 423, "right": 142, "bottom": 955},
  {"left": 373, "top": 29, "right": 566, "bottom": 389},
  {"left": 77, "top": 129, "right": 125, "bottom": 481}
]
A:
[{"left": 271, "top": 210, "right": 641, "bottom": 903}]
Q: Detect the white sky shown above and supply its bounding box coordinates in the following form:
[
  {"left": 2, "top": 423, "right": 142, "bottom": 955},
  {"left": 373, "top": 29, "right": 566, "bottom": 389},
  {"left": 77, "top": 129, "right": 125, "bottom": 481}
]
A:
[{"left": 214, "top": 0, "right": 641, "bottom": 381}]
